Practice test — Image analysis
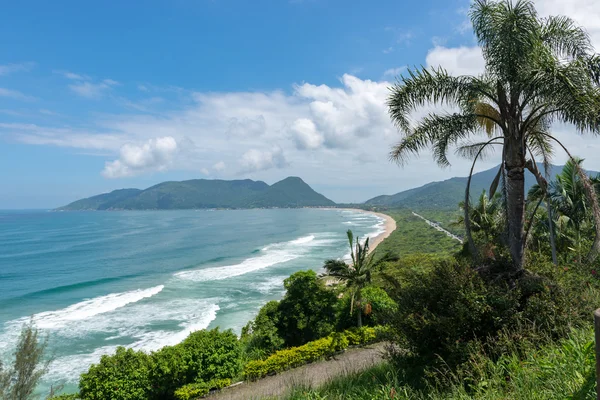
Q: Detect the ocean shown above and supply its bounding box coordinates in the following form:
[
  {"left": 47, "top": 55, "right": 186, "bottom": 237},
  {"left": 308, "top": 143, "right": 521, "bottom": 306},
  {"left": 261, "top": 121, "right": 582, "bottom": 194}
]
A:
[{"left": 0, "top": 208, "right": 384, "bottom": 393}]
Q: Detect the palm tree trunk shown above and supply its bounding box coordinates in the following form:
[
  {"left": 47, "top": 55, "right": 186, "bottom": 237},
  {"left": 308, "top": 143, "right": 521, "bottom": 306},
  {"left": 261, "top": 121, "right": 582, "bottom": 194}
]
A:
[
  {"left": 505, "top": 136, "right": 526, "bottom": 273},
  {"left": 356, "top": 290, "right": 362, "bottom": 328},
  {"left": 547, "top": 200, "right": 558, "bottom": 266}
]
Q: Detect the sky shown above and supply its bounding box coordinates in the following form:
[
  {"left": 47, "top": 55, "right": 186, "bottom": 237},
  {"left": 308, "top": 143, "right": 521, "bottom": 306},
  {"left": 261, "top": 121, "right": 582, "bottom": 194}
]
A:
[{"left": 1, "top": 0, "right": 600, "bottom": 208}]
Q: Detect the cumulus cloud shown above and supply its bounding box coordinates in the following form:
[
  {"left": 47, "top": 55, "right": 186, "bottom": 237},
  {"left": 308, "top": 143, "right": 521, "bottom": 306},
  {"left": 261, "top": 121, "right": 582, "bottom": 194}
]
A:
[
  {"left": 425, "top": 46, "right": 485, "bottom": 75},
  {"left": 102, "top": 136, "right": 178, "bottom": 178},
  {"left": 213, "top": 161, "right": 226, "bottom": 171},
  {"left": 240, "top": 147, "right": 288, "bottom": 173},
  {"left": 290, "top": 118, "right": 323, "bottom": 150},
  {"left": 295, "top": 74, "right": 394, "bottom": 148}
]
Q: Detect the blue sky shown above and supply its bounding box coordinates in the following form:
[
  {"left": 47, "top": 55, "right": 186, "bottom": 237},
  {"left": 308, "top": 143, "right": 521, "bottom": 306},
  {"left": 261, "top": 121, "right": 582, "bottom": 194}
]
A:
[{"left": 1, "top": 0, "right": 599, "bottom": 208}]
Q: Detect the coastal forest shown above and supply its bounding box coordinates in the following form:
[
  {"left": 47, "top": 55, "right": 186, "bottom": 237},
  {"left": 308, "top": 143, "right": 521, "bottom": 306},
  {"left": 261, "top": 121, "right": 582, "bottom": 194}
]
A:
[{"left": 4, "top": 0, "right": 600, "bottom": 398}]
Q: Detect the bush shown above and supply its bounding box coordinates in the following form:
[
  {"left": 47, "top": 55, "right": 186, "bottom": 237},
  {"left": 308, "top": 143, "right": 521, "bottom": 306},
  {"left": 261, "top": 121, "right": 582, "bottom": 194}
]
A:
[
  {"left": 148, "top": 344, "right": 189, "bottom": 399},
  {"left": 172, "top": 379, "right": 231, "bottom": 400},
  {"left": 79, "top": 347, "right": 152, "bottom": 400},
  {"left": 241, "top": 300, "right": 284, "bottom": 360},
  {"left": 181, "top": 328, "right": 241, "bottom": 383},
  {"left": 243, "top": 327, "right": 377, "bottom": 380},
  {"left": 277, "top": 270, "right": 338, "bottom": 347},
  {"left": 336, "top": 286, "right": 397, "bottom": 330},
  {"left": 79, "top": 328, "right": 241, "bottom": 400},
  {"left": 386, "top": 257, "right": 597, "bottom": 384}
]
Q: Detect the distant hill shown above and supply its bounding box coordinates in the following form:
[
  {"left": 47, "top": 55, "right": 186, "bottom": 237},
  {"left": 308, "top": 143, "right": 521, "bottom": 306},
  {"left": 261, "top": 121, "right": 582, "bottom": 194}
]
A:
[
  {"left": 58, "top": 177, "right": 335, "bottom": 210},
  {"left": 365, "top": 164, "right": 597, "bottom": 211}
]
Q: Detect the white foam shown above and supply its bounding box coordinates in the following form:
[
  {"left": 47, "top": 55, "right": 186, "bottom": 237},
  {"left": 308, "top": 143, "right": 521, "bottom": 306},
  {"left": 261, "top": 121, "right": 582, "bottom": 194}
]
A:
[
  {"left": 290, "top": 235, "right": 315, "bottom": 245},
  {"left": 254, "top": 276, "right": 286, "bottom": 294},
  {"left": 175, "top": 234, "right": 320, "bottom": 282},
  {"left": 6, "top": 285, "right": 164, "bottom": 331},
  {"left": 34, "top": 299, "right": 220, "bottom": 384}
]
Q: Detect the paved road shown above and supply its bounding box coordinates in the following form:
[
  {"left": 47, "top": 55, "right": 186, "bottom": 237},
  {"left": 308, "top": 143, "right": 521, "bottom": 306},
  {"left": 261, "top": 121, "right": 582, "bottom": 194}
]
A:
[{"left": 210, "top": 343, "right": 387, "bottom": 400}]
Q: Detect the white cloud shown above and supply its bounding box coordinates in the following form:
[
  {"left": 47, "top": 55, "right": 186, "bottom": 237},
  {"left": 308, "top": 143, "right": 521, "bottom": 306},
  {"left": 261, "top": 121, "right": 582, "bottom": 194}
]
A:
[
  {"left": 0, "top": 62, "right": 34, "bottom": 76},
  {"left": 535, "top": 0, "right": 600, "bottom": 49},
  {"left": 425, "top": 46, "right": 485, "bottom": 75},
  {"left": 213, "top": 161, "right": 226, "bottom": 171},
  {"left": 69, "top": 80, "right": 118, "bottom": 99},
  {"left": 383, "top": 67, "right": 406, "bottom": 78},
  {"left": 240, "top": 147, "right": 288, "bottom": 173},
  {"left": 102, "top": 136, "right": 178, "bottom": 178},
  {"left": 295, "top": 74, "right": 394, "bottom": 148},
  {"left": 200, "top": 168, "right": 210, "bottom": 175},
  {"left": 290, "top": 118, "right": 323, "bottom": 150},
  {"left": 0, "top": 88, "right": 36, "bottom": 101}
]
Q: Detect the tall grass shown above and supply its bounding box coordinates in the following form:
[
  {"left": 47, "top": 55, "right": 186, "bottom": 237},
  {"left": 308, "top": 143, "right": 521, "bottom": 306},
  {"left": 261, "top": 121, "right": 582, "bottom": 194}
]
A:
[{"left": 284, "top": 328, "right": 596, "bottom": 399}]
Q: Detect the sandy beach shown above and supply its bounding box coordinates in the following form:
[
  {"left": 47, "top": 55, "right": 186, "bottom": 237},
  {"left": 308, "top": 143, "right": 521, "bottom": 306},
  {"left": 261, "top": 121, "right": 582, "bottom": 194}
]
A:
[{"left": 322, "top": 208, "right": 397, "bottom": 253}]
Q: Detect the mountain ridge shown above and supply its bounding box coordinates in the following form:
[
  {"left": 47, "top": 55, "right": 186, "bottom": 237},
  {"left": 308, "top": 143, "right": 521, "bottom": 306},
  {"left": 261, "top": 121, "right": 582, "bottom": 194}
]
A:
[
  {"left": 57, "top": 177, "right": 335, "bottom": 210},
  {"left": 364, "top": 163, "right": 599, "bottom": 210}
]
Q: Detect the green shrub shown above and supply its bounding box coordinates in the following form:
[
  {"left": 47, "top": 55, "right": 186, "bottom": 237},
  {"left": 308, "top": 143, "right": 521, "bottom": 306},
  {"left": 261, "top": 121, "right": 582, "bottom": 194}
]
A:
[
  {"left": 172, "top": 378, "right": 231, "bottom": 400},
  {"left": 336, "top": 286, "right": 397, "bottom": 330},
  {"left": 148, "top": 344, "right": 189, "bottom": 399},
  {"left": 173, "top": 382, "right": 208, "bottom": 400},
  {"left": 181, "top": 328, "right": 241, "bottom": 383},
  {"left": 79, "top": 347, "right": 152, "bottom": 400},
  {"left": 243, "top": 327, "right": 379, "bottom": 380},
  {"left": 277, "top": 270, "right": 338, "bottom": 347},
  {"left": 241, "top": 300, "right": 284, "bottom": 360}
]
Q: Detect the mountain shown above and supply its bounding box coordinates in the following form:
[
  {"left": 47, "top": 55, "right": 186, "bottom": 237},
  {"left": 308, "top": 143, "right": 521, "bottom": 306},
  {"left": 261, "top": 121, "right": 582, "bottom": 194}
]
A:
[
  {"left": 58, "top": 177, "right": 335, "bottom": 210},
  {"left": 365, "top": 164, "right": 594, "bottom": 211}
]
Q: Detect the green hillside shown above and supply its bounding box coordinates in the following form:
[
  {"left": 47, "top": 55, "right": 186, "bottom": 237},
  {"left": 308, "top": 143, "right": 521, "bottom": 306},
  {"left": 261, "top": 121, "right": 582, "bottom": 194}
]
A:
[
  {"left": 57, "top": 177, "right": 334, "bottom": 210},
  {"left": 365, "top": 164, "right": 571, "bottom": 211}
]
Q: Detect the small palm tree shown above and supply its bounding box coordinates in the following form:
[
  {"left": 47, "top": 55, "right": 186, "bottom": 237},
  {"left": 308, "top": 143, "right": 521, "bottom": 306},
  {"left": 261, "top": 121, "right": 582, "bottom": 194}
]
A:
[
  {"left": 387, "top": 0, "right": 600, "bottom": 274},
  {"left": 529, "top": 158, "right": 600, "bottom": 260},
  {"left": 323, "top": 230, "right": 394, "bottom": 327}
]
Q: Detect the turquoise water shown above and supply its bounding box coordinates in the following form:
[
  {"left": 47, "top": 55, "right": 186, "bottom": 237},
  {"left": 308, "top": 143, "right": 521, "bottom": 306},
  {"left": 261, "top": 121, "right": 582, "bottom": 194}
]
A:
[{"left": 0, "top": 208, "right": 384, "bottom": 391}]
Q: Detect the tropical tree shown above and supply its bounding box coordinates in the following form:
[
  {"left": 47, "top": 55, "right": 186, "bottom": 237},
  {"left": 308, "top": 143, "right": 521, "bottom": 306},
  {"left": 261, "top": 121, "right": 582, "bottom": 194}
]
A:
[
  {"left": 387, "top": 0, "right": 600, "bottom": 274},
  {"left": 323, "top": 230, "right": 394, "bottom": 327},
  {"left": 529, "top": 158, "right": 600, "bottom": 260}
]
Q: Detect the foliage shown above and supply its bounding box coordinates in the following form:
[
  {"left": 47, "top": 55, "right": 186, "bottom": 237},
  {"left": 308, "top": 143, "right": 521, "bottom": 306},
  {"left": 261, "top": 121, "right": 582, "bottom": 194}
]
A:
[
  {"left": 323, "top": 230, "right": 397, "bottom": 327},
  {"left": 387, "top": 0, "right": 600, "bottom": 271},
  {"left": 385, "top": 257, "right": 596, "bottom": 377},
  {"left": 243, "top": 327, "right": 377, "bottom": 381},
  {"left": 371, "top": 209, "right": 461, "bottom": 260},
  {"left": 0, "top": 322, "right": 50, "bottom": 400},
  {"left": 336, "top": 286, "right": 397, "bottom": 329},
  {"left": 241, "top": 300, "right": 284, "bottom": 360},
  {"left": 79, "top": 328, "right": 241, "bottom": 400},
  {"left": 528, "top": 158, "right": 600, "bottom": 261},
  {"left": 284, "top": 328, "right": 596, "bottom": 399},
  {"left": 276, "top": 270, "right": 338, "bottom": 347},
  {"left": 172, "top": 379, "right": 231, "bottom": 400},
  {"left": 79, "top": 347, "right": 152, "bottom": 400}
]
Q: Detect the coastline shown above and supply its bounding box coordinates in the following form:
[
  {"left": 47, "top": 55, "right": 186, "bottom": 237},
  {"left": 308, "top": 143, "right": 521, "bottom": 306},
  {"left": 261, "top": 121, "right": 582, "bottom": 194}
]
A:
[{"left": 322, "top": 208, "right": 397, "bottom": 254}]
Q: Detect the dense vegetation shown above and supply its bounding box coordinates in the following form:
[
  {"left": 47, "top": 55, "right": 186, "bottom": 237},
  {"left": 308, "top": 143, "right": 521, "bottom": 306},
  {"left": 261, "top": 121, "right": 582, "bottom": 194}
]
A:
[{"left": 58, "top": 177, "right": 335, "bottom": 210}]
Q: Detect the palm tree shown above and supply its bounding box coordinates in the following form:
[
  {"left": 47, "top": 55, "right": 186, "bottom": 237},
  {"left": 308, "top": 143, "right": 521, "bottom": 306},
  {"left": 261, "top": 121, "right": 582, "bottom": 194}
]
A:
[
  {"left": 323, "top": 230, "right": 394, "bottom": 327},
  {"left": 529, "top": 158, "right": 600, "bottom": 260},
  {"left": 456, "top": 190, "right": 504, "bottom": 252},
  {"left": 387, "top": 0, "right": 600, "bottom": 274}
]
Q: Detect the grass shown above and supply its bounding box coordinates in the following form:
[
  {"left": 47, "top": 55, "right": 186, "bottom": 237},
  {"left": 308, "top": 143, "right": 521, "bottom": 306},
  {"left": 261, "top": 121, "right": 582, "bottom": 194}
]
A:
[
  {"left": 283, "top": 327, "right": 596, "bottom": 399},
  {"left": 373, "top": 208, "right": 461, "bottom": 259}
]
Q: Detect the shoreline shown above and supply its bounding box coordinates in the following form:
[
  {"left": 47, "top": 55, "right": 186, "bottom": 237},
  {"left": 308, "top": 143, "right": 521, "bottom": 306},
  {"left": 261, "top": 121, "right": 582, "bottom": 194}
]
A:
[{"left": 321, "top": 208, "right": 397, "bottom": 254}]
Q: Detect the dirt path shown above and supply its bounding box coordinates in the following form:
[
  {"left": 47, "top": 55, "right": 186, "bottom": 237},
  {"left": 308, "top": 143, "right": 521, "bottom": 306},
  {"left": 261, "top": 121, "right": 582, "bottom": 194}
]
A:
[{"left": 210, "top": 343, "right": 387, "bottom": 400}]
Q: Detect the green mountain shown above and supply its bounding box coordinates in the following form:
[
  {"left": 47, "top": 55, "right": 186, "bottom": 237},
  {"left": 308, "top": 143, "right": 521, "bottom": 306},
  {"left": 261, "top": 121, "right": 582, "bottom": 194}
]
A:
[
  {"left": 58, "top": 177, "right": 335, "bottom": 210},
  {"left": 365, "top": 164, "right": 593, "bottom": 211}
]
